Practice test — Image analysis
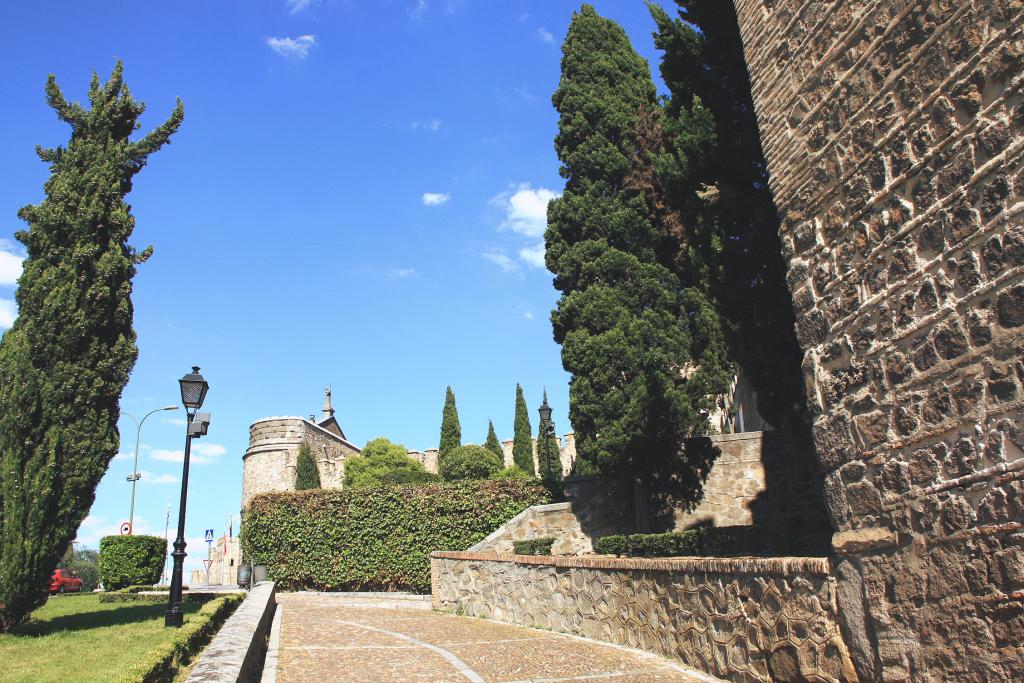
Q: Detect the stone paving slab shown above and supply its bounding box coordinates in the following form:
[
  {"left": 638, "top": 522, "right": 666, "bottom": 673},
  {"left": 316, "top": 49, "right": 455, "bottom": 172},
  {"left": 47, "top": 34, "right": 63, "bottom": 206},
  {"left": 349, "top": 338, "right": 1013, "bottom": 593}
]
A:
[{"left": 275, "top": 593, "right": 719, "bottom": 682}]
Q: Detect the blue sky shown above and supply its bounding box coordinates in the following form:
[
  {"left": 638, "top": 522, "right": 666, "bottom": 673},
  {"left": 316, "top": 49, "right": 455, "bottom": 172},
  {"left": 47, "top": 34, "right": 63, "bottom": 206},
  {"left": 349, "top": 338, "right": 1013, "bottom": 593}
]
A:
[{"left": 0, "top": 1, "right": 671, "bottom": 573}]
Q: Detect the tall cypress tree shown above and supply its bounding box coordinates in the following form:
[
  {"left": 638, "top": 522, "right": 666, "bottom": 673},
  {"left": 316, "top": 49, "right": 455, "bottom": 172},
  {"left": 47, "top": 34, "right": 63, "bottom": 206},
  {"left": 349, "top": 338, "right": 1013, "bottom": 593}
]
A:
[
  {"left": 484, "top": 420, "right": 503, "bottom": 461},
  {"left": 294, "top": 442, "right": 321, "bottom": 490},
  {"left": 512, "top": 384, "right": 533, "bottom": 474},
  {"left": 438, "top": 386, "right": 461, "bottom": 459},
  {"left": 648, "top": 1, "right": 807, "bottom": 432},
  {"left": 0, "top": 63, "right": 182, "bottom": 630},
  {"left": 547, "top": 5, "right": 721, "bottom": 529}
]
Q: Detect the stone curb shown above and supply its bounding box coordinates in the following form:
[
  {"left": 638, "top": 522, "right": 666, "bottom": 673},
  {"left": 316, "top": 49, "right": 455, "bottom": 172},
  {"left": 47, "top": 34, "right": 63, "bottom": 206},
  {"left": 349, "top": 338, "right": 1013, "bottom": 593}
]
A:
[
  {"left": 187, "top": 581, "right": 276, "bottom": 683},
  {"left": 431, "top": 550, "right": 832, "bottom": 576}
]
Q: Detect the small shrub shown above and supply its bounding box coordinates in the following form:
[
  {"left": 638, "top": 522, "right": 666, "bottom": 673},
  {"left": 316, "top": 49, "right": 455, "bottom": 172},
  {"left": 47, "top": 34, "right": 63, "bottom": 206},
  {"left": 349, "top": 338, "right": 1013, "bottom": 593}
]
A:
[
  {"left": 496, "top": 466, "right": 533, "bottom": 481},
  {"left": 593, "top": 520, "right": 803, "bottom": 558},
  {"left": 439, "top": 445, "right": 502, "bottom": 481},
  {"left": 99, "top": 535, "right": 166, "bottom": 590},
  {"left": 513, "top": 537, "right": 556, "bottom": 555}
]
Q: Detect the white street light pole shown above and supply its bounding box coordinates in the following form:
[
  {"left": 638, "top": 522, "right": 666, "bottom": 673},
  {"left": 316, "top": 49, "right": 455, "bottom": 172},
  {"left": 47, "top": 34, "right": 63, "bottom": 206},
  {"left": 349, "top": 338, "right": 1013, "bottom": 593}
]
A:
[{"left": 121, "top": 405, "right": 179, "bottom": 533}]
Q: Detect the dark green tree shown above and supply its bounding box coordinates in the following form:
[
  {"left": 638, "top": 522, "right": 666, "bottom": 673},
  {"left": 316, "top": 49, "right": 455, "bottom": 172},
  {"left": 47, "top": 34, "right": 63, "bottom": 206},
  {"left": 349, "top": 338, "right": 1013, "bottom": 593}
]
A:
[
  {"left": 546, "top": 5, "right": 725, "bottom": 529},
  {"left": 294, "top": 442, "right": 321, "bottom": 490},
  {"left": 648, "top": 1, "right": 807, "bottom": 432},
  {"left": 345, "top": 437, "right": 438, "bottom": 488},
  {"left": 512, "top": 384, "right": 534, "bottom": 474},
  {"left": 438, "top": 386, "right": 461, "bottom": 459},
  {"left": 0, "top": 63, "right": 182, "bottom": 630},
  {"left": 484, "top": 420, "right": 503, "bottom": 460}
]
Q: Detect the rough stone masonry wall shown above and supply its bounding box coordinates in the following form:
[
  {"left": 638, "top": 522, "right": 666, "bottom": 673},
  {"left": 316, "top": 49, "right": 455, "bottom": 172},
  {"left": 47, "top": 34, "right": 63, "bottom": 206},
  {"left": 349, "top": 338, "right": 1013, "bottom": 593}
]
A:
[
  {"left": 241, "top": 417, "right": 359, "bottom": 508},
  {"left": 732, "top": 1, "right": 1024, "bottom": 680},
  {"left": 432, "top": 552, "right": 857, "bottom": 683}
]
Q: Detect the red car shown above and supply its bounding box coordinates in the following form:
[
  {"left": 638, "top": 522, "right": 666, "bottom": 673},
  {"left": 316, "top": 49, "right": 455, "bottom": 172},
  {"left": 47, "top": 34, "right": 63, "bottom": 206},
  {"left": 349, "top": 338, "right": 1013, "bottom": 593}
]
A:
[{"left": 50, "top": 569, "right": 84, "bottom": 594}]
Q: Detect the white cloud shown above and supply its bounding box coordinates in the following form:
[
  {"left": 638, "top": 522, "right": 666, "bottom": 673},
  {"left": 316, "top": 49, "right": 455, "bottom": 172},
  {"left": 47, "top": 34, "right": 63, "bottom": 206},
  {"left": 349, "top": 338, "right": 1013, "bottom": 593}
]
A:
[
  {"left": 523, "top": 310, "right": 535, "bottom": 320},
  {"left": 286, "top": 0, "right": 317, "bottom": 13},
  {"left": 493, "top": 183, "right": 559, "bottom": 238},
  {"left": 409, "top": 0, "right": 428, "bottom": 19},
  {"left": 141, "top": 470, "right": 180, "bottom": 485},
  {"left": 388, "top": 268, "right": 416, "bottom": 278},
  {"left": 152, "top": 442, "right": 226, "bottom": 465},
  {"left": 519, "top": 242, "right": 546, "bottom": 268},
  {"left": 422, "top": 192, "right": 450, "bottom": 206},
  {"left": 411, "top": 119, "right": 442, "bottom": 132},
  {"left": 537, "top": 27, "right": 554, "bottom": 44},
  {"left": 0, "top": 298, "right": 15, "bottom": 330},
  {"left": 266, "top": 35, "right": 318, "bottom": 60},
  {"left": 482, "top": 252, "right": 517, "bottom": 272},
  {"left": 0, "top": 239, "right": 24, "bottom": 286}
]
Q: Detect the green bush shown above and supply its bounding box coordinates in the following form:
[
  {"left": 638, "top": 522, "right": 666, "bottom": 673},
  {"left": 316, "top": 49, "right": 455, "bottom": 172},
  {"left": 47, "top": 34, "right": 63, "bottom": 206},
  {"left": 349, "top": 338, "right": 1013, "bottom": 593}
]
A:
[
  {"left": 439, "top": 445, "right": 502, "bottom": 481},
  {"left": 115, "top": 593, "right": 243, "bottom": 683},
  {"left": 593, "top": 519, "right": 806, "bottom": 558},
  {"left": 496, "top": 466, "right": 533, "bottom": 481},
  {"left": 294, "top": 442, "right": 321, "bottom": 490},
  {"left": 513, "top": 537, "right": 556, "bottom": 555},
  {"left": 241, "top": 480, "right": 550, "bottom": 593},
  {"left": 98, "top": 536, "right": 167, "bottom": 590},
  {"left": 346, "top": 437, "right": 439, "bottom": 488}
]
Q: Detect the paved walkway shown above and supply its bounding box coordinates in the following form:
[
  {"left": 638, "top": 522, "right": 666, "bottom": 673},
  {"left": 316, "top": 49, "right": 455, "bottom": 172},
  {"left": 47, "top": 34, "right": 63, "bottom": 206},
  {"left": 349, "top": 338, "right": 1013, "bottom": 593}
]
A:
[{"left": 270, "top": 593, "right": 717, "bottom": 682}]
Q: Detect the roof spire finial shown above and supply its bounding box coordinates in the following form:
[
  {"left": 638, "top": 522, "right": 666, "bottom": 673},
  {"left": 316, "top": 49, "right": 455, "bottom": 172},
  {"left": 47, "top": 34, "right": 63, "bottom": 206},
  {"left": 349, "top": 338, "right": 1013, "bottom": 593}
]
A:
[{"left": 322, "top": 386, "right": 335, "bottom": 420}]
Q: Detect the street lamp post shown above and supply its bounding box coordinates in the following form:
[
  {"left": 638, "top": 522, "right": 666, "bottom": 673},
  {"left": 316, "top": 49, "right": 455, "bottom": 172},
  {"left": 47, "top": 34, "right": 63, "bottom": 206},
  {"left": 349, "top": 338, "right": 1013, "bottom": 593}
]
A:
[
  {"left": 166, "top": 366, "right": 211, "bottom": 628},
  {"left": 122, "top": 405, "right": 179, "bottom": 533}
]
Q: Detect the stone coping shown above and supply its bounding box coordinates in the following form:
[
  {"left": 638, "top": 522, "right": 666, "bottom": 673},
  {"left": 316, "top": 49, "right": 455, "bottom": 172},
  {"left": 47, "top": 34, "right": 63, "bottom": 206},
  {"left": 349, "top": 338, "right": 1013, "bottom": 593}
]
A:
[
  {"left": 431, "top": 551, "right": 832, "bottom": 576},
  {"left": 187, "top": 581, "right": 276, "bottom": 683}
]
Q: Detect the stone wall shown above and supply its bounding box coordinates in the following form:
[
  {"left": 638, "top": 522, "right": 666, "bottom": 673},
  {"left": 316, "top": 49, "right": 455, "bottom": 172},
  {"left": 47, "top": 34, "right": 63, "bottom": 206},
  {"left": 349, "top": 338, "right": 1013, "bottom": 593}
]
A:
[
  {"left": 469, "top": 502, "right": 593, "bottom": 555},
  {"left": 241, "top": 417, "right": 360, "bottom": 508},
  {"left": 500, "top": 433, "right": 577, "bottom": 476},
  {"left": 732, "top": 1, "right": 1024, "bottom": 679},
  {"left": 432, "top": 551, "right": 856, "bottom": 682}
]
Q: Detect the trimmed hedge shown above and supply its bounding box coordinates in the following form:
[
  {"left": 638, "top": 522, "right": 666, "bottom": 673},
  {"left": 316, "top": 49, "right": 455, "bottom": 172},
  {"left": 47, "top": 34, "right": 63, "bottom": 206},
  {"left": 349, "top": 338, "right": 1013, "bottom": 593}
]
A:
[
  {"left": 99, "top": 535, "right": 166, "bottom": 590},
  {"left": 593, "top": 519, "right": 805, "bottom": 558},
  {"left": 513, "top": 537, "right": 556, "bottom": 555},
  {"left": 115, "top": 593, "right": 243, "bottom": 683},
  {"left": 98, "top": 590, "right": 214, "bottom": 604},
  {"left": 242, "top": 480, "right": 550, "bottom": 593}
]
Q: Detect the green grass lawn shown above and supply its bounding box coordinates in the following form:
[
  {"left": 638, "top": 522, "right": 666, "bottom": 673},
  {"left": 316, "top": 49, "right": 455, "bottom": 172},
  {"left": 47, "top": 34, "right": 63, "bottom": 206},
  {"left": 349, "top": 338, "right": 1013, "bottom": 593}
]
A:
[{"left": 0, "top": 593, "right": 203, "bottom": 683}]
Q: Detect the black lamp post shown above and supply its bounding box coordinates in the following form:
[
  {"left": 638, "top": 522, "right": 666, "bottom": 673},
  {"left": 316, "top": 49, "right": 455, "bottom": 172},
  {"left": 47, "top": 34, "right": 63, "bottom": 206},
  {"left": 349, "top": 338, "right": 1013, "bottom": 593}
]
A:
[
  {"left": 166, "top": 366, "right": 210, "bottom": 627},
  {"left": 538, "top": 389, "right": 554, "bottom": 437}
]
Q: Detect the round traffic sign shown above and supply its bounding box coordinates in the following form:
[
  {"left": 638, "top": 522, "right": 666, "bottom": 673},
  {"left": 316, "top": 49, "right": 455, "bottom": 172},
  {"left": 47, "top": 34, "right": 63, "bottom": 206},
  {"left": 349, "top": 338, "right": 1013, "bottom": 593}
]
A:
[{"left": 120, "top": 521, "right": 132, "bottom": 535}]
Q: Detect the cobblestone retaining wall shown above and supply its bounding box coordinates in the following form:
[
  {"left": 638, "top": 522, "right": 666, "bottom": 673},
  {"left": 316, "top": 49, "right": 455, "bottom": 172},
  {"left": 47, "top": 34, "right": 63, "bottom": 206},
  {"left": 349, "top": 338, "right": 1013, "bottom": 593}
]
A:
[
  {"left": 732, "top": 0, "right": 1024, "bottom": 679},
  {"left": 432, "top": 552, "right": 856, "bottom": 682}
]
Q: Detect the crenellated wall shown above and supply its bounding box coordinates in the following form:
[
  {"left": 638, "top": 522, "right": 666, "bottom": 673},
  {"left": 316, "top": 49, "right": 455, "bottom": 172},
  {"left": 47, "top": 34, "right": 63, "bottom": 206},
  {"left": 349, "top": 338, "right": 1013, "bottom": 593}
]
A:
[{"left": 732, "top": 1, "right": 1024, "bottom": 679}]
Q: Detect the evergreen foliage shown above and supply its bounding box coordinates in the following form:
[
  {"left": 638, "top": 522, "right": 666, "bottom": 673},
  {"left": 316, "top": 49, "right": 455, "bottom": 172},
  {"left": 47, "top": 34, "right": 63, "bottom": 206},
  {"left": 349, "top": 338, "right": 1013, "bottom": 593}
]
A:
[
  {"left": 512, "top": 384, "right": 534, "bottom": 474},
  {"left": 345, "top": 437, "right": 439, "bottom": 488},
  {"left": 0, "top": 63, "right": 182, "bottom": 630},
  {"left": 438, "top": 445, "right": 502, "bottom": 482},
  {"left": 648, "top": 1, "right": 808, "bottom": 431},
  {"left": 438, "top": 386, "right": 461, "bottom": 459},
  {"left": 98, "top": 535, "right": 167, "bottom": 590},
  {"left": 293, "top": 442, "right": 321, "bottom": 490},
  {"left": 546, "top": 6, "right": 722, "bottom": 513},
  {"left": 484, "top": 420, "right": 503, "bottom": 460},
  {"left": 242, "top": 480, "right": 550, "bottom": 592}
]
